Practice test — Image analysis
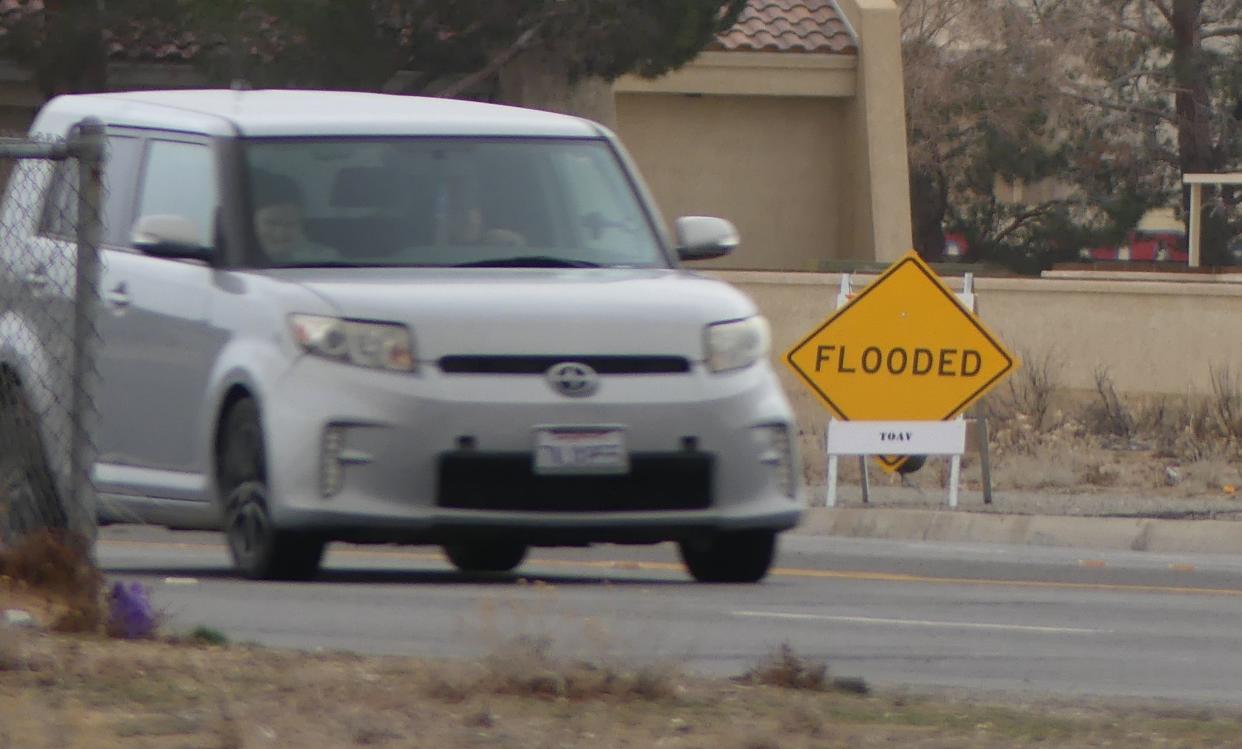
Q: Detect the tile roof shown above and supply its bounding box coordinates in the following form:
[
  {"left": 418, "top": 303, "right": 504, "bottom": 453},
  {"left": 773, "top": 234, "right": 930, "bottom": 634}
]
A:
[{"left": 714, "top": 0, "right": 858, "bottom": 55}]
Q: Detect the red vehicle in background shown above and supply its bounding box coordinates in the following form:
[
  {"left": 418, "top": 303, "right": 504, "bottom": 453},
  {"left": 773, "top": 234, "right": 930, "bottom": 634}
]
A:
[
  {"left": 941, "top": 231, "right": 970, "bottom": 262},
  {"left": 1079, "top": 229, "right": 1188, "bottom": 263}
]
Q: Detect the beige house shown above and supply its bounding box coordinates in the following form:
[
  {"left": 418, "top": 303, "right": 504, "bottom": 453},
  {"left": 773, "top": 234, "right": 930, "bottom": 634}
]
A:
[{"left": 614, "top": 0, "right": 911, "bottom": 271}]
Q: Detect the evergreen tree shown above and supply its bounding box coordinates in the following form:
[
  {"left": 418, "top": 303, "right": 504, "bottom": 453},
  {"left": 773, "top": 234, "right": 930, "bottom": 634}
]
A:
[{"left": 1, "top": 0, "right": 746, "bottom": 121}]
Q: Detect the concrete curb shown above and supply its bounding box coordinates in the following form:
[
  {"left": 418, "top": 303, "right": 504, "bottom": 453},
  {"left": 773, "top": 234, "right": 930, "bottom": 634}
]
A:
[{"left": 794, "top": 508, "right": 1242, "bottom": 555}]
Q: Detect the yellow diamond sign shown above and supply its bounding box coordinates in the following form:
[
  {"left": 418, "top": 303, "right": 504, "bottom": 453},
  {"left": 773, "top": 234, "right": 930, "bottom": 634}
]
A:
[{"left": 785, "top": 252, "right": 1018, "bottom": 467}]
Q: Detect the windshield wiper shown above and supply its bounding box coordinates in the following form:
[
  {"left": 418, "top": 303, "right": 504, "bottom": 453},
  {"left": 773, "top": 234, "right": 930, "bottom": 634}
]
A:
[{"left": 453, "top": 255, "right": 601, "bottom": 269}]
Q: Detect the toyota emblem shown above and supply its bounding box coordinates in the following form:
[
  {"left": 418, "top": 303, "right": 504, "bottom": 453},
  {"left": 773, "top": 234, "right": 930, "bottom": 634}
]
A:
[{"left": 546, "top": 361, "right": 599, "bottom": 397}]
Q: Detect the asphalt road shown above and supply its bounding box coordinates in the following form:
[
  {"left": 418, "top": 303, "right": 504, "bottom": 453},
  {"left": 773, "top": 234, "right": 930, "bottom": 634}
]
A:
[{"left": 98, "top": 525, "right": 1242, "bottom": 704}]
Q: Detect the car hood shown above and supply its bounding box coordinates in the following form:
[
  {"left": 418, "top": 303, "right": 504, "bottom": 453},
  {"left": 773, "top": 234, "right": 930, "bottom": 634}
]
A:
[{"left": 263, "top": 267, "right": 758, "bottom": 361}]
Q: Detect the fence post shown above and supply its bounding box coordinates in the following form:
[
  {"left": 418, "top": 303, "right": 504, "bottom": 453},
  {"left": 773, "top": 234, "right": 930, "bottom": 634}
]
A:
[{"left": 69, "top": 118, "right": 104, "bottom": 542}]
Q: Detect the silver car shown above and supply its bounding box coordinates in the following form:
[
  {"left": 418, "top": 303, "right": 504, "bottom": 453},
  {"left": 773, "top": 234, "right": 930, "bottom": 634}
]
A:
[{"left": 6, "top": 90, "right": 802, "bottom": 581}]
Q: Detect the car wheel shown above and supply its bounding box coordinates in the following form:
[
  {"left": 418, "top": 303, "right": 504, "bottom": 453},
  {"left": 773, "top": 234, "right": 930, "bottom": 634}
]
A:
[
  {"left": 0, "top": 373, "right": 63, "bottom": 544},
  {"left": 220, "top": 400, "right": 324, "bottom": 581},
  {"left": 678, "top": 530, "right": 777, "bottom": 583},
  {"left": 442, "top": 541, "right": 528, "bottom": 573}
]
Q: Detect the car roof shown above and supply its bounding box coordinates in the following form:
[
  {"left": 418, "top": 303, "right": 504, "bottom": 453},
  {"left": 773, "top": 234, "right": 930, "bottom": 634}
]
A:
[{"left": 31, "top": 89, "right": 604, "bottom": 139}]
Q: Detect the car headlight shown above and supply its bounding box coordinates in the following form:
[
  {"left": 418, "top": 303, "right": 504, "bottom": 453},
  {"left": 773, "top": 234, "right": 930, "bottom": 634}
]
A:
[
  {"left": 289, "top": 314, "right": 415, "bottom": 372},
  {"left": 705, "top": 316, "right": 770, "bottom": 373}
]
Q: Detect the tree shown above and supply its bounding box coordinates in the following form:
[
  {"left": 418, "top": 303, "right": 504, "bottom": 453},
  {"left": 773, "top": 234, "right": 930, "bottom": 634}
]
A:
[
  {"left": 0, "top": 0, "right": 109, "bottom": 96},
  {"left": 900, "top": 0, "right": 1242, "bottom": 267},
  {"left": 899, "top": 0, "right": 1080, "bottom": 268},
  {"left": 1040, "top": 0, "right": 1242, "bottom": 263},
  {"left": 1, "top": 1, "right": 746, "bottom": 125}
]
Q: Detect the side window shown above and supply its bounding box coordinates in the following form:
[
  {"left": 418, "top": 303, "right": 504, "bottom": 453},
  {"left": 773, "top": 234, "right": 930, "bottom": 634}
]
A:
[
  {"left": 39, "top": 135, "right": 142, "bottom": 245},
  {"left": 134, "top": 140, "right": 217, "bottom": 248},
  {"left": 38, "top": 162, "right": 75, "bottom": 239}
]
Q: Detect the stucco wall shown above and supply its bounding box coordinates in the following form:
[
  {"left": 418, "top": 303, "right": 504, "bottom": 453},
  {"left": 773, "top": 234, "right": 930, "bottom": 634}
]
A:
[
  {"left": 716, "top": 270, "right": 1242, "bottom": 444},
  {"left": 616, "top": 92, "right": 848, "bottom": 271},
  {"left": 834, "top": 0, "right": 912, "bottom": 263}
]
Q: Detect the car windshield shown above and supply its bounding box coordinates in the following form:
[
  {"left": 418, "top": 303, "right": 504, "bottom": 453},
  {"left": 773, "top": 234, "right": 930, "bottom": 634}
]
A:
[{"left": 241, "top": 137, "right": 667, "bottom": 269}]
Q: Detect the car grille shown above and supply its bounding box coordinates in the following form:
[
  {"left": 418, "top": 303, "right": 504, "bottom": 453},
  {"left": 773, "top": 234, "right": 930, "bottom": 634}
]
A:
[
  {"left": 436, "top": 452, "right": 713, "bottom": 512},
  {"left": 438, "top": 355, "right": 691, "bottom": 375}
]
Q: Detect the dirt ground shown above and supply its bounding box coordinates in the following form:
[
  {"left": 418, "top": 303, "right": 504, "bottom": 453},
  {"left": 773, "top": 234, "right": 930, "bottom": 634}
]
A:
[
  {"left": 812, "top": 438, "right": 1242, "bottom": 515},
  {"left": 4, "top": 622, "right": 1242, "bottom": 749},
  {"left": 797, "top": 385, "right": 1242, "bottom": 517}
]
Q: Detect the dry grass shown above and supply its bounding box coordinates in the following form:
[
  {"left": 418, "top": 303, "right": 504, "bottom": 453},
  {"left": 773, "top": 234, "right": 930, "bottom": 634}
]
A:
[
  {"left": 995, "top": 348, "right": 1061, "bottom": 432},
  {"left": 1210, "top": 364, "right": 1242, "bottom": 442},
  {"left": 0, "top": 529, "right": 102, "bottom": 633},
  {"left": 739, "top": 642, "right": 829, "bottom": 690},
  {"left": 475, "top": 634, "right": 681, "bottom": 701},
  {"left": 3, "top": 629, "right": 1242, "bottom": 748},
  {"left": 1086, "top": 367, "right": 1135, "bottom": 440},
  {"left": 739, "top": 643, "right": 869, "bottom": 695}
]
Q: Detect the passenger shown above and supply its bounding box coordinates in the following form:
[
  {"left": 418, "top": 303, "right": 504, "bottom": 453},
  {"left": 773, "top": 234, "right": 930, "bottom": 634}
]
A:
[{"left": 252, "top": 172, "right": 341, "bottom": 264}]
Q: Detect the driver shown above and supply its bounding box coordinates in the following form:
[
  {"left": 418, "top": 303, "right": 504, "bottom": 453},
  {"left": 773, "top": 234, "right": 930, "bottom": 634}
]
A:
[{"left": 252, "top": 172, "right": 341, "bottom": 264}]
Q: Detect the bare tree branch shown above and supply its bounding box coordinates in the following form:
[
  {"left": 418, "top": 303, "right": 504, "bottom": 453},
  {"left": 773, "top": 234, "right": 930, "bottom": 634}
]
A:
[
  {"left": 432, "top": 22, "right": 543, "bottom": 98},
  {"left": 1203, "top": 24, "right": 1242, "bottom": 38},
  {"left": 992, "top": 200, "right": 1074, "bottom": 243},
  {"left": 1062, "top": 89, "right": 1176, "bottom": 124}
]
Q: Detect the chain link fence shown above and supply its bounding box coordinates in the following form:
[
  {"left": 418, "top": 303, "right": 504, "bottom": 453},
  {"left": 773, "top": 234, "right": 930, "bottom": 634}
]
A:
[{"left": 0, "top": 119, "right": 103, "bottom": 547}]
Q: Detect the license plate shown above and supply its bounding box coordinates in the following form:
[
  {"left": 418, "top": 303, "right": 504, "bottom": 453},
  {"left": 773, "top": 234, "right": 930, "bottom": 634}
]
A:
[{"left": 533, "top": 428, "right": 629, "bottom": 475}]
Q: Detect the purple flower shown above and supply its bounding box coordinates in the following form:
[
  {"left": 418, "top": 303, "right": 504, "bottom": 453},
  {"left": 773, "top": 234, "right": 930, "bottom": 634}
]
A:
[{"left": 107, "top": 581, "right": 157, "bottom": 639}]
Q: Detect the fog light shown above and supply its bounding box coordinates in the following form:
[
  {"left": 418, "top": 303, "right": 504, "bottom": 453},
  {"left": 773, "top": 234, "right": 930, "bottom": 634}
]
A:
[
  {"left": 751, "top": 424, "right": 796, "bottom": 498},
  {"left": 321, "top": 425, "right": 347, "bottom": 497}
]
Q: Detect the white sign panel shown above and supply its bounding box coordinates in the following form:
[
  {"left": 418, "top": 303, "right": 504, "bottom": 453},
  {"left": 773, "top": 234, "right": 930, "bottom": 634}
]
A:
[{"left": 825, "top": 419, "right": 967, "bottom": 456}]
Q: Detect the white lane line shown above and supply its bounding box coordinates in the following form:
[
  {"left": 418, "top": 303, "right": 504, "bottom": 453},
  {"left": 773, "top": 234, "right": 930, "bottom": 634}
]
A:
[{"left": 732, "top": 610, "right": 1108, "bottom": 634}]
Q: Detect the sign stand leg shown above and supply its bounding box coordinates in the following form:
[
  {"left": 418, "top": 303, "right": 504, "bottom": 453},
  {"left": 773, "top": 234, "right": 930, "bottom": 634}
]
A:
[
  {"left": 826, "top": 453, "right": 838, "bottom": 508},
  {"left": 858, "top": 455, "right": 870, "bottom": 503},
  {"left": 948, "top": 454, "right": 960, "bottom": 508},
  {"left": 977, "top": 416, "right": 993, "bottom": 504}
]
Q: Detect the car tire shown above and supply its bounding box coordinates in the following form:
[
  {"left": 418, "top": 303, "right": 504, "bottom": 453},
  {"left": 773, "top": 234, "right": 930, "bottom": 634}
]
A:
[
  {"left": 442, "top": 541, "right": 528, "bottom": 573},
  {"left": 0, "top": 372, "right": 63, "bottom": 544},
  {"left": 678, "top": 530, "right": 777, "bottom": 583},
  {"left": 220, "top": 399, "right": 324, "bottom": 581}
]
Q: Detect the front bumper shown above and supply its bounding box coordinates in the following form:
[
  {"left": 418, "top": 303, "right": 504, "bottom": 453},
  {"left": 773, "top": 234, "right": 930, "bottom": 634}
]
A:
[{"left": 261, "top": 355, "right": 803, "bottom": 544}]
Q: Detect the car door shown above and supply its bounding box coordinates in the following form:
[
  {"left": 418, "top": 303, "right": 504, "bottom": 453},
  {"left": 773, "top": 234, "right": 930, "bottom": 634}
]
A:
[{"left": 93, "top": 135, "right": 227, "bottom": 501}]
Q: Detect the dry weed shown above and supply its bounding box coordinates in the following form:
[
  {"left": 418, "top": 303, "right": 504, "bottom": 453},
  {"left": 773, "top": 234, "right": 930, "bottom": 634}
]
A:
[
  {"left": 1000, "top": 348, "right": 1061, "bottom": 431},
  {"left": 1131, "top": 394, "right": 1236, "bottom": 463},
  {"left": 1177, "top": 460, "right": 1242, "bottom": 494},
  {"left": 423, "top": 665, "right": 485, "bottom": 703},
  {"left": 1078, "top": 462, "right": 1119, "bottom": 487},
  {"left": 1210, "top": 364, "right": 1242, "bottom": 442},
  {"left": 995, "top": 449, "right": 1079, "bottom": 490},
  {"left": 740, "top": 643, "right": 828, "bottom": 690},
  {"left": 738, "top": 642, "right": 869, "bottom": 696},
  {"left": 479, "top": 635, "right": 680, "bottom": 701},
  {"left": 0, "top": 529, "right": 102, "bottom": 633},
  {"left": 1086, "top": 368, "right": 1134, "bottom": 440}
]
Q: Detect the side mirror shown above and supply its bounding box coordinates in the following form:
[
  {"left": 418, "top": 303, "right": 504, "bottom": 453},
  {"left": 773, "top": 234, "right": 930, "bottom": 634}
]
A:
[
  {"left": 674, "top": 216, "right": 739, "bottom": 261},
  {"left": 131, "top": 214, "right": 213, "bottom": 260}
]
